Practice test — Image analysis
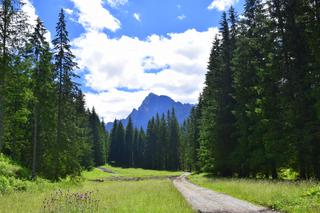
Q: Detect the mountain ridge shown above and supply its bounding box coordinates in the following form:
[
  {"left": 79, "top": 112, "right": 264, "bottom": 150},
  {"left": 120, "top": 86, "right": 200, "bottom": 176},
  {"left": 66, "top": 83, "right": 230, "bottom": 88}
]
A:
[{"left": 106, "top": 93, "right": 193, "bottom": 131}]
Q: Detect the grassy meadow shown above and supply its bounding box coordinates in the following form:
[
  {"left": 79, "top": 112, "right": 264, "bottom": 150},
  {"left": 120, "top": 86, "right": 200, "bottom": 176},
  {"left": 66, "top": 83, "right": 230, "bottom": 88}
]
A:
[
  {"left": 189, "top": 173, "right": 320, "bottom": 213},
  {"left": 2, "top": 152, "right": 320, "bottom": 213},
  {"left": 0, "top": 161, "right": 191, "bottom": 213}
]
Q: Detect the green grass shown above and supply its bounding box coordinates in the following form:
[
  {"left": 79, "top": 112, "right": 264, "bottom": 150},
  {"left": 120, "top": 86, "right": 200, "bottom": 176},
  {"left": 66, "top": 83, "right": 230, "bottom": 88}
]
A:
[
  {"left": 189, "top": 173, "right": 320, "bottom": 213},
  {"left": 0, "top": 165, "right": 191, "bottom": 213},
  {"left": 82, "top": 165, "right": 182, "bottom": 180},
  {"left": 0, "top": 179, "right": 192, "bottom": 213}
]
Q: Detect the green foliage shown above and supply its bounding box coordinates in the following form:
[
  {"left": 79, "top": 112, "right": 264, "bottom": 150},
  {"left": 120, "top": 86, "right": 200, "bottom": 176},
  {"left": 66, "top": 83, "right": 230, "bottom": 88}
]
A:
[
  {"left": 0, "top": 154, "right": 31, "bottom": 193},
  {"left": 278, "top": 168, "right": 299, "bottom": 180},
  {"left": 0, "top": 154, "right": 29, "bottom": 178},
  {"left": 303, "top": 186, "right": 320, "bottom": 198},
  {"left": 109, "top": 109, "right": 180, "bottom": 171},
  {"left": 89, "top": 108, "right": 107, "bottom": 167},
  {"left": 0, "top": 3, "right": 107, "bottom": 181},
  {"left": 180, "top": 0, "right": 320, "bottom": 180}
]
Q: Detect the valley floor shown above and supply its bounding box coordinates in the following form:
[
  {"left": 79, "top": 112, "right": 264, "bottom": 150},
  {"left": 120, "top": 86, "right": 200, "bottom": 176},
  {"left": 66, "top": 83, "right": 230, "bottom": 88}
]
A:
[
  {"left": 0, "top": 167, "right": 191, "bottom": 213},
  {"left": 1, "top": 166, "right": 320, "bottom": 213}
]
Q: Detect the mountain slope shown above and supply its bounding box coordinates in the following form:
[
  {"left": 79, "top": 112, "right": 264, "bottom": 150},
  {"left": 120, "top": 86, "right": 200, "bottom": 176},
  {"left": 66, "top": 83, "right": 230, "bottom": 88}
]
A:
[{"left": 106, "top": 93, "right": 193, "bottom": 131}]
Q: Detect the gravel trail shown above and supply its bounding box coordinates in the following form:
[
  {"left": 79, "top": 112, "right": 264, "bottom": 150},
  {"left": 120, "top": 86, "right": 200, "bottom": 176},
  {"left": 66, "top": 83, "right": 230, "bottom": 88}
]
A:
[{"left": 173, "top": 173, "right": 278, "bottom": 213}]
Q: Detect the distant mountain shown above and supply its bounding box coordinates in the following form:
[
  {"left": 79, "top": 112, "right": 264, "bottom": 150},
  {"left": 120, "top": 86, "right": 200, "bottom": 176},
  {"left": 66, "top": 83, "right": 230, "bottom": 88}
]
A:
[{"left": 106, "top": 93, "right": 193, "bottom": 131}]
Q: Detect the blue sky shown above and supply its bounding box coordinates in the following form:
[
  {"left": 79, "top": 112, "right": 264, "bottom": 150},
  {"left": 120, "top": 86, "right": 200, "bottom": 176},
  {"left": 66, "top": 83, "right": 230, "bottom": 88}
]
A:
[{"left": 25, "top": 0, "right": 244, "bottom": 122}]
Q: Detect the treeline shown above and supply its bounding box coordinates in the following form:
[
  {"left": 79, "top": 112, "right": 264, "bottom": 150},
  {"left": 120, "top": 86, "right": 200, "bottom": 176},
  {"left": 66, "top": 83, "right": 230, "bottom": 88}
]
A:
[
  {"left": 108, "top": 109, "right": 180, "bottom": 170},
  {"left": 180, "top": 0, "right": 320, "bottom": 179},
  {"left": 0, "top": 1, "right": 108, "bottom": 180}
]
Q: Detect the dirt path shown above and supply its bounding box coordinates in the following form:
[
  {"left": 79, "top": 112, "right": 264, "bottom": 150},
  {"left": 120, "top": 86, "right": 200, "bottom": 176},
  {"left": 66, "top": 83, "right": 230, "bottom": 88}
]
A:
[
  {"left": 173, "top": 173, "right": 278, "bottom": 213},
  {"left": 97, "top": 166, "right": 115, "bottom": 173}
]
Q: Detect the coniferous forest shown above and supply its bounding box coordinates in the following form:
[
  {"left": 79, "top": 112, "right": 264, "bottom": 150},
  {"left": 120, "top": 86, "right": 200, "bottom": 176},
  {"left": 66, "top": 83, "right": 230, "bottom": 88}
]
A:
[
  {"left": 179, "top": 0, "right": 320, "bottom": 179},
  {"left": 109, "top": 0, "right": 320, "bottom": 180},
  {"left": 0, "top": 1, "right": 108, "bottom": 180},
  {"left": 1, "top": 0, "right": 320, "bottom": 183}
]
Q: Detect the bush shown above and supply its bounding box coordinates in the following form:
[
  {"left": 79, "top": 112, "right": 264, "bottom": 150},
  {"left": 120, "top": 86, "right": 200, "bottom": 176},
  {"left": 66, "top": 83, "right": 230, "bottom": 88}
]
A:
[
  {"left": 0, "top": 176, "right": 11, "bottom": 193},
  {"left": 0, "top": 154, "right": 29, "bottom": 179},
  {"left": 0, "top": 154, "right": 32, "bottom": 193}
]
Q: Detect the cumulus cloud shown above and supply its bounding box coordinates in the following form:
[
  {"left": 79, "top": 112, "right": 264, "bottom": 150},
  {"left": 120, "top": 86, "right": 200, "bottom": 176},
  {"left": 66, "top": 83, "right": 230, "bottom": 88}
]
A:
[
  {"left": 64, "top": 8, "right": 74, "bottom": 15},
  {"left": 21, "top": 0, "right": 51, "bottom": 43},
  {"left": 70, "top": 0, "right": 121, "bottom": 32},
  {"left": 67, "top": 0, "right": 219, "bottom": 122},
  {"left": 85, "top": 89, "right": 149, "bottom": 122},
  {"left": 208, "top": 0, "right": 239, "bottom": 11},
  {"left": 107, "top": 0, "right": 128, "bottom": 8},
  {"left": 133, "top": 13, "right": 141, "bottom": 22},
  {"left": 73, "top": 28, "right": 218, "bottom": 122},
  {"left": 22, "top": 0, "right": 37, "bottom": 25}
]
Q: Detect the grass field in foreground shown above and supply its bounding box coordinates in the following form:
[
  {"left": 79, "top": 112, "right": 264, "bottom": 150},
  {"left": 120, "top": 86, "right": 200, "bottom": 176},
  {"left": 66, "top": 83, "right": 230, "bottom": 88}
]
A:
[
  {"left": 0, "top": 166, "right": 191, "bottom": 213},
  {"left": 189, "top": 173, "right": 320, "bottom": 213}
]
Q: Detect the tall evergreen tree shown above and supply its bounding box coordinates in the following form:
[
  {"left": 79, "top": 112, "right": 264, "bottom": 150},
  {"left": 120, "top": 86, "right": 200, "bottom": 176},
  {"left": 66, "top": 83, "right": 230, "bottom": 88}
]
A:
[
  {"left": 167, "top": 109, "right": 180, "bottom": 170},
  {"left": 28, "top": 18, "right": 55, "bottom": 179},
  {"left": 89, "top": 108, "right": 106, "bottom": 166},
  {"left": 0, "top": 0, "right": 29, "bottom": 153},
  {"left": 125, "top": 117, "right": 134, "bottom": 167},
  {"left": 52, "top": 9, "right": 80, "bottom": 179}
]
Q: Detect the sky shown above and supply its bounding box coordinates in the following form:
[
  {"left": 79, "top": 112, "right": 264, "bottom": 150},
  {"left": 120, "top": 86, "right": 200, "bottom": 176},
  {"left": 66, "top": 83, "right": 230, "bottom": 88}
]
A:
[{"left": 22, "top": 0, "right": 245, "bottom": 123}]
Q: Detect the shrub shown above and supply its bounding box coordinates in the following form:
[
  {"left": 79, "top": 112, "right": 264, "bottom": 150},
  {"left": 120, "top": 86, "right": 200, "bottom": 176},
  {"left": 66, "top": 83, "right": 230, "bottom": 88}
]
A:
[{"left": 0, "top": 176, "right": 11, "bottom": 193}]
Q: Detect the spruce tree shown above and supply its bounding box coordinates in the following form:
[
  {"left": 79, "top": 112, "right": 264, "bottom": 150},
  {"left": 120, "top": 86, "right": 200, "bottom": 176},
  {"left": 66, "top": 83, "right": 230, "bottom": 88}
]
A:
[
  {"left": 52, "top": 9, "right": 80, "bottom": 179},
  {"left": 28, "top": 18, "right": 55, "bottom": 179},
  {"left": 125, "top": 117, "right": 134, "bottom": 167},
  {"left": 0, "top": 0, "right": 29, "bottom": 152}
]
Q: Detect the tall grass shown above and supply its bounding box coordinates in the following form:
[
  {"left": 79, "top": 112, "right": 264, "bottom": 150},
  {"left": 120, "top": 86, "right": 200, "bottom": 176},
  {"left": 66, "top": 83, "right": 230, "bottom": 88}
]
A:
[
  {"left": 0, "top": 165, "right": 191, "bottom": 213},
  {"left": 189, "top": 173, "right": 320, "bottom": 213}
]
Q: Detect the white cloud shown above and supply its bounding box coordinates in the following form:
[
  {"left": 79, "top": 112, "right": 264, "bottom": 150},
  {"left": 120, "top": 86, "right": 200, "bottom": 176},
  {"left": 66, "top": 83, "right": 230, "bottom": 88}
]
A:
[
  {"left": 22, "top": 0, "right": 52, "bottom": 43},
  {"left": 22, "top": 0, "right": 37, "bottom": 26},
  {"left": 107, "top": 0, "right": 128, "bottom": 8},
  {"left": 208, "top": 0, "right": 239, "bottom": 11},
  {"left": 85, "top": 89, "right": 149, "bottom": 122},
  {"left": 73, "top": 28, "right": 219, "bottom": 122},
  {"left": 133, "top": 13, "right": 141, "bottom": 22},
  {"left": 64, "top": 8, "right": 74, "bottom": 15},
  {"left": 70, "top": 0, "right": 121, "bottom": 32},
  {"left": 177, "top": 14, "right": 186, "bottom": 20}
]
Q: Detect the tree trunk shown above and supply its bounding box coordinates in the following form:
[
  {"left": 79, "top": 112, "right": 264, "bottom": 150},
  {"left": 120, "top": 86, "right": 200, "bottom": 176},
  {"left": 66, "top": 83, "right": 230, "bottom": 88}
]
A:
[
  {"left": 0, "top": 82, "right": 4, "bottom": 152},
  {"left": 271, "top": 164, "right": 278, "bottom": 179},
  {"left": 54, "top": 60, "right": 63, "bottom": 179},
  {"left": 32, "top": 106, "right": 38, "bottom": 179}
]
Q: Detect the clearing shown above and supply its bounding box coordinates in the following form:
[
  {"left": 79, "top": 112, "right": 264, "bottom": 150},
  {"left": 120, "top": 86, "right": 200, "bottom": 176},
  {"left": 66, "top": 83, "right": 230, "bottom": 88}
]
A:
[{"left": 0, "top": 166, "right": 191, "bottom": 213}]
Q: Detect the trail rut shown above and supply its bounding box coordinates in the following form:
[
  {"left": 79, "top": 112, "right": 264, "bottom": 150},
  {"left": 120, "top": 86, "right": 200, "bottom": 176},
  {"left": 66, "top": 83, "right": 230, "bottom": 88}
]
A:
[{"left": 173, "top": 173, "right": 278, "bottom": 213}]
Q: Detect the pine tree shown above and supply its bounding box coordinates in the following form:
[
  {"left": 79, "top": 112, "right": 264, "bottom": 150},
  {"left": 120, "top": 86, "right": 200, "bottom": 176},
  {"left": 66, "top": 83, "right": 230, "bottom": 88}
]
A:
[
  {"left": 108, "top": 120, "right": 118, "bottom": 165},
  {"left": 132, "top": 128, "right": 139, "bottom": 167},
  {"left": 89, "top": 108, "right": 106, "bottom": 166},
  {"left": 75, "top": 93, "right": 93, "bottom": 170},
  {"left": 167, "top": 109, "right": 180, "bottom": 170},
  {"left": 28, "top": 18, "right": 55, "bottom": 179},
  {"left": 0, "top": 0, "right": 29, "bottom": 153},
  {"left": 117, "top": 121, "right": 125, "bottom": 166},
  {"left": 136, "top": 128, "right": 145, "bottom": 168},
  {"left": 125, "top": 117, "right": 134, "bottom": 167},
  {"left": 52, "top": 9, "right": 80, "bottom": 179},
  {"left": 145, "top": 118, "right": 156, "bottom": 169}
]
